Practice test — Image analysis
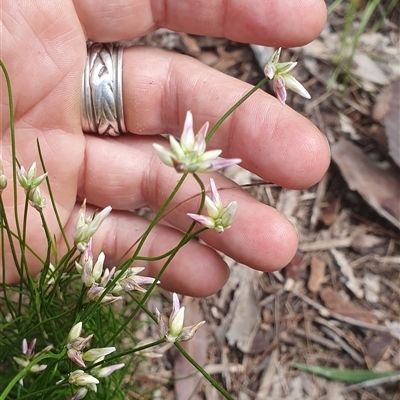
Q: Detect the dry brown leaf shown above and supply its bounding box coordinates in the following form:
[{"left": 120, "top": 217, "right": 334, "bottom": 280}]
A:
[
  {"left": 225, "top": 268, "right": 262, "bottom": 354},
  {"left": 373, "top": 78, "right": 400, "bottom": 167},
  {"left": 308, "top": 256, "right": 326, "bottom": 293},
  {"left": 331, "top": 138, "right": 400, "bottom": 229},
  {"left": 365, "top": 333, "right": 393, "bottom": 366},
  {"left": 174, "top": 297, "right": 208, "bottom": 400},
  {"left": 320, "top": 287, "right": 377, "bottom": 324}
]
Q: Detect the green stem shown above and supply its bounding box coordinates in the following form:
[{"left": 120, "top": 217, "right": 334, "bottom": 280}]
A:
[
  {"left": 91, "top": 339, "right": 165, "bottom": 369},
  {"left": 175, "top": 342, "right": 235, "bottom": 400},
  {"left": 206, "top": 77, "right": 267, "bottom": 141}
]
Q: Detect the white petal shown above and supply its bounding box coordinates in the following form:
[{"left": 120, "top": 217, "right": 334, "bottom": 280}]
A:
[
  {"left": 284, "top": 75, "right": 311, "bottom": 99},
  {"left": 153, "top": 143, "right": 174, "bottom": 167},
  {"left": 204, "top": 195, "right": 220, "bottom": 219},
  {"left": 200, "top": 149, "right": 222, "bottom": 162}
]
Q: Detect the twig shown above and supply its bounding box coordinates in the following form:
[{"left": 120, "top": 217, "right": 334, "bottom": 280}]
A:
[
  {"left": 320, "top": 326, "right": 364, "bottom": 365},
  {"left": 310, "top": 173, "right": 328, "bottom": 231},
  {"left": 293, "top": 290, "right": 391, "bottom": 333},
  {"left": 293, "top": 328, "right": 340, "bottom": 350},
  {"left": 256, "top": 349, "right": 279, "bottom": 400},
  {"left": 298, "top": 237, "right": 353, "bottom": 252}
]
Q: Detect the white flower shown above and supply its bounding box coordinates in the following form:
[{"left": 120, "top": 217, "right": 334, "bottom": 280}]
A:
[
  {"left": 264, "top": 48, "right": 311, "bottom": 105},
  {"left": 156, "top": 293, "right": 205, "bottom": 343},
  {"left": 73, "top": 200, "right": 112, "bottom": 252},
  {"left": 187, "top": 179, "right": 237, "bottom": 233},
  {"left": 153, "top": 111, "right": 241, "bottom": 173}
]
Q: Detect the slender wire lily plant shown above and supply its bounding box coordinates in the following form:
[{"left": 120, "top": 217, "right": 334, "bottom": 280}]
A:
[{"left": 0, "top": 49, "right": 310, "bottom": 400}]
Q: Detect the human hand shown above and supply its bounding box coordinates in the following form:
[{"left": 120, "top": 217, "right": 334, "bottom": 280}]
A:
[{"left": 1, "top": 0, "right": 329, "bottom": 296}]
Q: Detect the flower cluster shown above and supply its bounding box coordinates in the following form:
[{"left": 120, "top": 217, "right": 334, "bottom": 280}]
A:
[
  {"left": 156, "top": 293, "right": 205, "bottom": 343},
  {"left": 13, "top": 338, "right": 51, "bottom": 385},
  {"left": 187, "top": 178, "right": 237, "bottom": 233},
  {"left": 153, "top": 111, "right": 241, "bottom": 174},
  {"left": 17, "top": 162, "right": 47, "bottom": 210},
  {"left": 264, "top": 48, "right": 311, "bottom": 105},
  {"left": 66, "top": 322, "right": 124, "bottom": 399},
  {"left": 75, "top": 239, "right": 158, "bottom": 305},
  {"left": 73, "top": 200, "right": 112, "bottom": 252}
]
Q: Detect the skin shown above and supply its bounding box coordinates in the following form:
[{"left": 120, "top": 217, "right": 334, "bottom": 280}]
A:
[{"left": 0, "top": 0, "right": 329, "bottom": 296}]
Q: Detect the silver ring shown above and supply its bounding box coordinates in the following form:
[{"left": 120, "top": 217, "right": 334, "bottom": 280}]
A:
[{"left": 81, "top": 42, "right": 127, "bottom": 136}]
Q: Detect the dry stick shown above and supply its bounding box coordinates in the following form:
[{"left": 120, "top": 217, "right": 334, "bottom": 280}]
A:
[
  {"left": 318, "top": 373, "right": 400, "bottom": 400},
  {"left": 298, "top": 237, "right": 353, "bottom": 252},
  {"left": 293, "top": 328, "right": 340, "bottom": 351},
  {"left": 292, "top": 290, "right": 391, "bottom": 333},
  {"left": 256, "top": 348, "right": 279, "bottom": 400},
  {"left": 310, "top": 172, "right": 328, "bottom": 231},
  {"left": 319, "top": 326, "right": 364, "bottom": 365}
]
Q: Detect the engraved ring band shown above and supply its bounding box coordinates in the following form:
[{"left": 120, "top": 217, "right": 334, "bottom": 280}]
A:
[{"left": 81, "top": 42, "right": 127, "bottom": 136}]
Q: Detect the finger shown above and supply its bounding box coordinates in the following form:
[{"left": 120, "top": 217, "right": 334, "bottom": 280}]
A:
[
  {"left": 79, "top": 134, "right": 298, "bottom": 273},
  {"left": 64, "top": 205, "right": 230, "bottom": 297},
  {"left": 122, "top": 47, "right": 330, "bottom": 190},
  {"left": 73, "top": 0, "right": 326, "bottom": 46}
]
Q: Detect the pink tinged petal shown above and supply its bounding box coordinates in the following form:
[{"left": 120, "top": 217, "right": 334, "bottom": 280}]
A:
[
  {"left": 170, "top": 293, "right": 181, "bottom": 322},
  {"left": 264, "top": 65, "right": 276, "bottom": 80},
  {"left": 283, "top": 75, "right": 311, "bottom": 99},
  {"left": 209, "top": 179, "right": 222, "bottom": 208},
  {"left": 92, "top": 363, "right": 125, "bottom": 378},
  {"left": 75, "top": 200, "right": 87, "bottom": 231},
  {"left": 68, "top": 349, "right": 86, "bottom": 368},
  {"left": 134, "top": 276, "right": 158, "bottom": 285},
  {"left": 81, "top": 262, "right": 94, "bottom": 287},
  {"left": 180, "top": 111, "right": 195, "bottom": 152},
  {"left": 187, "top": 213, "right": 215, "bottom": 229},
  {"left": 152, "top": 143, "right": 174, "bottom": 167},
  {"left": 208, "top": 158, "right": 242, "bottom": 172},
  {"left": 68, "top": 322, "right": 83, "bottom": 343},
  {"left": 193, "top": 122, "right": 209, "bottom": 154},
  {"left": 68, "top": 388, "right": 88, "bottom": 400},
  {"left": 87, "top": 285, "right": 103, "bottom": 298},
  {"left": 71, "top": 334, "right": 93, "bottom": 352},
  {"left": 82, "top": 347, "right": 116, "bottom": 362},
  {"left": 119, "top": 278, "right": 146, "bottom": 293},
  {"left": 100, "top": 266, "right": 116, "bottom": 287},
  {"left": 274, "top": 75, "right": 287, "bottom": 105}
]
